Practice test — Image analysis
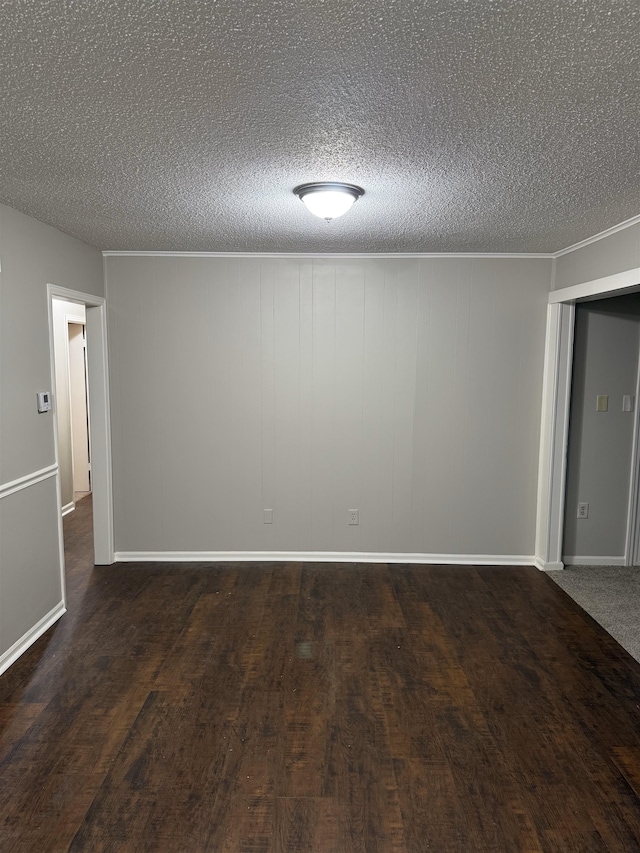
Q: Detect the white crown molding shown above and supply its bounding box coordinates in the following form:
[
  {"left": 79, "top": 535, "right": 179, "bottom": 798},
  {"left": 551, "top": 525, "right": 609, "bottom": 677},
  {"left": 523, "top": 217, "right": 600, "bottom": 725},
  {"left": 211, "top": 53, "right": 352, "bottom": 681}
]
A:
[
  {"left": 101, "top": 212, "right": 640, "bottom": 261},
  {"left": 554, "top": 213, "right": 640, "bottom": 258},
  {"left": 562, "top": 555, "right": 627, "bottom": 567},
  {"left": 114, "top": 550, "right": 536, "bottom": 566},
  {"left": 102, "top": 250, "right": 553, "bottom": 260},
  {"left": 0, "top": 464, "right": 58, "bottom": 501},
  {"left": 0, "top": 601, "right": 66, "bottom": 677}
]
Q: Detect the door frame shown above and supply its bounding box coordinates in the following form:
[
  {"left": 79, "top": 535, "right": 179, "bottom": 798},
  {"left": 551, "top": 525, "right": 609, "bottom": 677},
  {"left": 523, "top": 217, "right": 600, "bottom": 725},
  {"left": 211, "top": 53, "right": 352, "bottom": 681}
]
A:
[
  {"left": 535, "top": 267, "right": 640, "bottom": 570},
  {"left": 48, "top": 285, "right": 114, "bottom": 582}
]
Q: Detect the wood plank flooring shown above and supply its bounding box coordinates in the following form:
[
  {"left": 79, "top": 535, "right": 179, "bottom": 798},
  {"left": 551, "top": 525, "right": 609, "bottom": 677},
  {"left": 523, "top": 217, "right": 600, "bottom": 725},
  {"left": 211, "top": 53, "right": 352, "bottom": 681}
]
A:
[{"left": 3, "top": 498, "right": 640, "bottom": 850}]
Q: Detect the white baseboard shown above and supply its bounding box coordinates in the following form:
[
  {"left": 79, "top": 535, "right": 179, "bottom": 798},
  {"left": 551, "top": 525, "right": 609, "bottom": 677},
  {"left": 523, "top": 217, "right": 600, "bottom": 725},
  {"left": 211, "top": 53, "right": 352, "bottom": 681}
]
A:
[
  {"left": 61, "top": 501, "right": 75, "bottom": 517},
  {"left": 114, "top": 550, "right": 537, "bottom": 567},
  {"left": 0, "top": 601, "right": 66, "bottom": 677},
  {"left": 562, "top": 555, "right": 626, "bottom": 567},
  {"left": 534, "top": 557, "right": 564, "bottom": 571}
]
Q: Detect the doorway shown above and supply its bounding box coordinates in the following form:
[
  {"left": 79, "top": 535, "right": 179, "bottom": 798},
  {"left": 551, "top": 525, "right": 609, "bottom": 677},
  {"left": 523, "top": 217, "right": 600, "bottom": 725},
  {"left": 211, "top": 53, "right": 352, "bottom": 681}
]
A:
[
  {"left": 52, "top": 300, "right": 92, "bottom": 515},
  {"left": 68, "top": 322, "right": 91, "bottom": 498},
  {"left": 48, "top": 285, "right": 113, "bottom": 588},
  {"left": 561, "top": 296, "right": 640, "bottom": 566},
  {"left": 535, "top": 269, "right": 640, "bottom": 571}
]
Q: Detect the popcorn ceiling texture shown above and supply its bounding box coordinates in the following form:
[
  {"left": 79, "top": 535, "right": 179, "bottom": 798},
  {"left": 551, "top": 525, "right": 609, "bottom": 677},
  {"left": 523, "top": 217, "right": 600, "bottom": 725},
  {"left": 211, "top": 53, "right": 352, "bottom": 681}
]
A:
[{"left": 1, "top": 0, "right": 638, "bottom": 253}]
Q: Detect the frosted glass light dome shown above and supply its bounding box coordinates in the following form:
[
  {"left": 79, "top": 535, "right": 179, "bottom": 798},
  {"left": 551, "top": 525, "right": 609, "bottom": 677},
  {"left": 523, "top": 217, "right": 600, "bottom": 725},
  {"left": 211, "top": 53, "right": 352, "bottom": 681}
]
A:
[{"left": 294, "top": 182, "right": 364, "bottom": 221}]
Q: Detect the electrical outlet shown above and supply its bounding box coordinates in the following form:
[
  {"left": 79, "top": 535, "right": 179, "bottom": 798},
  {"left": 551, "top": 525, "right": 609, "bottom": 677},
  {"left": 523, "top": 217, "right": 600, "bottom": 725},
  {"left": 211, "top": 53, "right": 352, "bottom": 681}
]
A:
[
  {"left": 577, "top": 503, "right": 589, "bottom": 519},
  {"left": 348, "top": 509, "right": 359, "bottom": 526},
  {"left": 263, "top": 509, "right": 273, "bottom": 524}
]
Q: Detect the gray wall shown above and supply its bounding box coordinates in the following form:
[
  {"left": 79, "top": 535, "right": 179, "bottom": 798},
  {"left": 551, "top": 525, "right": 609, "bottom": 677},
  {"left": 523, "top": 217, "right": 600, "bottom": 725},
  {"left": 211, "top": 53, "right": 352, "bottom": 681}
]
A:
[
  {"left": 563, "top": 297, "right": 640, "bottom": 560},
  {"left": 106, "top": 255, "right": 551, "bottom": 557},
  {"left": 554, "top": 224, "right": 640, "bottom": 290},
  {"left": 0, "top": 203, "right": 103, "bottom": 663}
]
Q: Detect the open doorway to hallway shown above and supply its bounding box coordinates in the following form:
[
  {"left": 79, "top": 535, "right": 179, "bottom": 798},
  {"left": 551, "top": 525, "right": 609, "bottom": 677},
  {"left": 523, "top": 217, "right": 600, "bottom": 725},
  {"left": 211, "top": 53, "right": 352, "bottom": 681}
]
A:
[
  {"left": 562, "top": 293, "right": 640, "bottom": 567},
  {"left": 68, "top": 321, "right": 91, "bottom": 503},
  {"left": 47, "top": 284, "right": 114, "bottom": 575},
  {"left": 52, "top": 298, "right": 95, "bottom": 604},
  {"left": 52, "top": 299, "right": 92, "bottom": 518}
]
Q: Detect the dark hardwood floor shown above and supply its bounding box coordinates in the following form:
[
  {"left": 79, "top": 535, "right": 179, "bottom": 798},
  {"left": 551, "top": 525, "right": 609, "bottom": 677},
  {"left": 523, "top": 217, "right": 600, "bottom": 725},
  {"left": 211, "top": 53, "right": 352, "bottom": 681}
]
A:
[{"left": 3, "top": 500, "right": 640, "bottom": 850}]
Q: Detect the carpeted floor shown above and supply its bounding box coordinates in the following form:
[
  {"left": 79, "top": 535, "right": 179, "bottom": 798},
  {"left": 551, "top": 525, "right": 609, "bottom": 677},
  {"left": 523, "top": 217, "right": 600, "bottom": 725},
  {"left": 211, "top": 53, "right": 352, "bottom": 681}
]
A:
[{"left": 549, "top": 564, "right": 640, "bottom": 664}]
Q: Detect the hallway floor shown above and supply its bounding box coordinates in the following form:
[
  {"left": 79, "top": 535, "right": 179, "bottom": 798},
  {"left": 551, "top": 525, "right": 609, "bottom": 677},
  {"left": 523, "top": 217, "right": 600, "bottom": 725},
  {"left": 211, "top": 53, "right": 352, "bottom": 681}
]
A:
[
  {"left": 2, "top": 500, "right": 640, "bottom": 850},
  {"left": 551, "top": 564, "right": 640, "bottom": 665}
]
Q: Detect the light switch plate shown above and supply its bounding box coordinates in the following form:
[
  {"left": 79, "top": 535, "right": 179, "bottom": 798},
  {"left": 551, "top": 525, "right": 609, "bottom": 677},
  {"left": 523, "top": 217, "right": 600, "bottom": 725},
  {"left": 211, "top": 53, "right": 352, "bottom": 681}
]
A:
[
  {"left": 37, "top": 391, "right": 52, "bottom": 413},
  {"left": 596, "top": 395, "right": 609, "bottom": 412}
]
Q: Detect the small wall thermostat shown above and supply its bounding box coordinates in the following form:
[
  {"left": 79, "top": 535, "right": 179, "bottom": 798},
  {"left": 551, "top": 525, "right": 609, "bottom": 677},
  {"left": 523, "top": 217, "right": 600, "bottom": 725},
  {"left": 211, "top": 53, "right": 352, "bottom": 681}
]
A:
[{"left": 37, "top": 391, "right": 52, "bottom": 413}]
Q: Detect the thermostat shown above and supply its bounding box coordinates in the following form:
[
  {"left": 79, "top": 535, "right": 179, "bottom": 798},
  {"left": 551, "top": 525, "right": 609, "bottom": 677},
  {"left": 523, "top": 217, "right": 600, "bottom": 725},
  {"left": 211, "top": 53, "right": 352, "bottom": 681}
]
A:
[{"left": 37, "top": 391, "right": 52, "bottom": 413}]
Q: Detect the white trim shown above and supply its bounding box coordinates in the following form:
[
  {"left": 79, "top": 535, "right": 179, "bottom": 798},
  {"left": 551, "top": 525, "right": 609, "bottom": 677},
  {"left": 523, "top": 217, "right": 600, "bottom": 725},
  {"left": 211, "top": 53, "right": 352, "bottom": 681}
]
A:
[
  {"left": 61, "top": 501, "right": 75, "bottom": 517},
  {"left": 537, "top": 265, "right": 640, "bottom": 576},
  {"left": 534, "top": 558, "right": 564, "bottom": 571},
  {"left": 102, "top": 250, "right": 553, "bottom": 260},
  {"left": 85, "top": 301, "right": 114, "bottom": 565},
  {"left": 48, "top": 294, "right": 69, "bottom": 604},
  {"left": 0, "top": 602, "right": 66, "bottom": 677},
  {"left": 553, "top": 305, "right": 575, "bottom": 566},
  {"left": 101, "top": 212, "right": 640, "bottom": 261},
  {"left": 549, "top": 268, "right": 640, "bottom": 304},
  {"left": 65, "top": 311, "right": 86, "bottom": 325},
  {"left": 535, "top": 306, "right": 561, "bottom": 563},
  {"left": 534, "top": 303, "right": 575, "bottom": 572},
  {"left": 114, "top": 550, "right": 536, "bottom": 566},
  {"left": 48, "top": 285, "right": 114, "bottom": 565},
  {"left": 562, "top": 556, "right": 627, "bottom": 567},
  {"left": 0, "top": 464, "right": 58, "bottom": 500},
  {"left": 554, "top": 213, "right": 640, "bottom": 258}
]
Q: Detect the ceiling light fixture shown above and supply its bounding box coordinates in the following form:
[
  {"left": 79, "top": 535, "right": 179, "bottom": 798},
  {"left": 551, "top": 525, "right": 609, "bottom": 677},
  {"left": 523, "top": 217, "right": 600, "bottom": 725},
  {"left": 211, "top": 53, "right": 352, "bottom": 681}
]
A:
[{"left": 294, "top": 182, "right": 364, "bottom": 221}]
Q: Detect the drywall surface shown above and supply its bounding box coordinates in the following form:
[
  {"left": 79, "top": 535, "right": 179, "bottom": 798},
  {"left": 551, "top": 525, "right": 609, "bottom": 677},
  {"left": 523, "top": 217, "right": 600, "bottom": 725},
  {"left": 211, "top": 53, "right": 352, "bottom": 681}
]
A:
[
  {"left": 0, "top": 204, "right": 103, "bottom": 484},
  {"left": 563, "top": 299, "right": 640, "bottom": 559},
  {"left": 0, "top": 203, "right": 103, "bottom": 668},
  {"left": 106, "top": 255, "right": 551, "bottom": 556},
  {"left": 555, "top": 223, "right": 640, "bottom": 290},
  {"left": 0, "top": 477, "right": 62, "bottom": 655}
]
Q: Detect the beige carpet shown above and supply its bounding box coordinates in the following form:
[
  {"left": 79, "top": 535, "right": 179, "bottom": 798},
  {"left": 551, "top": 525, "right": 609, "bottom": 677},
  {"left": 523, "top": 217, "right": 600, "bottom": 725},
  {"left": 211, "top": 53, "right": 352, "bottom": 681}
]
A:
[{"left": 550, "top": 564, "right": 640, "bottom": 664}]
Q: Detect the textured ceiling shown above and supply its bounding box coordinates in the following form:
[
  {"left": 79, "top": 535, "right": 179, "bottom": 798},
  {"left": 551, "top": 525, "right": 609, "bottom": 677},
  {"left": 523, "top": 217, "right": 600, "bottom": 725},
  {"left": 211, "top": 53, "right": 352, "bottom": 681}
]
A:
[{"left": 1, "top": 0, "right": 639, "bottom": 253}]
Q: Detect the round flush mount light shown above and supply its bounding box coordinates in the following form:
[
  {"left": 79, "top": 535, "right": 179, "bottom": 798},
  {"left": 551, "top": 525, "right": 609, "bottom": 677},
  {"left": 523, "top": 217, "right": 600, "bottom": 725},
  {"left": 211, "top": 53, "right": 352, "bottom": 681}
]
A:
[{"left": 294, "top": 182, "right": 364, "bottom": 221}]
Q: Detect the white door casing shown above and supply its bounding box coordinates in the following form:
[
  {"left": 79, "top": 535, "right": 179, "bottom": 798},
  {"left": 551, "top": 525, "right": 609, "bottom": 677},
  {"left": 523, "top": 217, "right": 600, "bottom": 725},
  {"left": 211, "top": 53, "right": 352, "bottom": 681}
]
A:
[
  {"left": 535, "top": 267, "right": 640, "bottom": 570},
  {"left": 48, "top": 284, "right": 114, "bottom": 574}
]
